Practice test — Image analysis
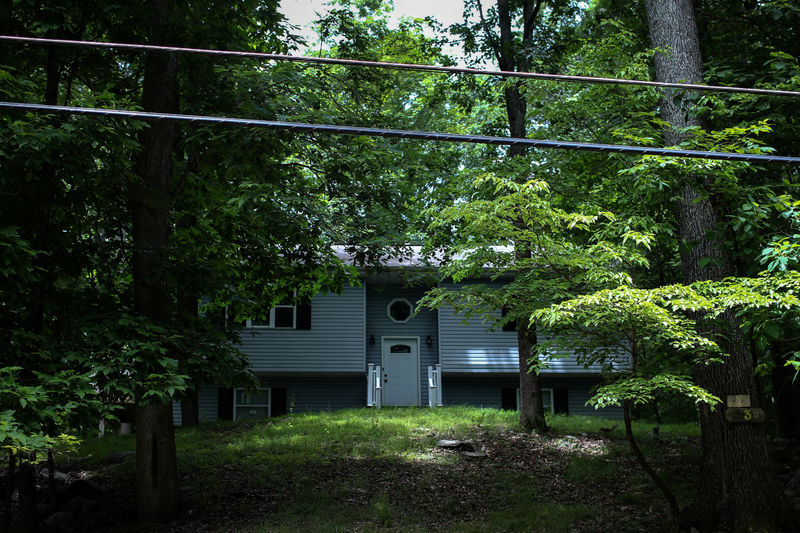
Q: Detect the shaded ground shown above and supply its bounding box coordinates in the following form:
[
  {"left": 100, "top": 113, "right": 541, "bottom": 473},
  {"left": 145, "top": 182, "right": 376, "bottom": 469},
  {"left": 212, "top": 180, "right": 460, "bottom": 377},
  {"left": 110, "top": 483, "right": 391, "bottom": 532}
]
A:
[
  {"left": 62, "top": 429, "right": 695, "bottom": 531},
  {"left": 14, "top": 409, "right": 800, "bottom": 532}
]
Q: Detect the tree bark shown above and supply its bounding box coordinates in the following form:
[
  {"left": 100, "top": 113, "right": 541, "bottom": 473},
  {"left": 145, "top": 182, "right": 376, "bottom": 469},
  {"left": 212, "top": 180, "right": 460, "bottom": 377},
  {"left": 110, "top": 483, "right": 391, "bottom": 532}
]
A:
[
  {"left": 2, "top": 453, "right": 16, "bottom": 533},
  {"left": 623, "top": 399, "right": 679, "bottom": 523},
  {"left": 180, "top": 387, "right": 200, "bottom": 427},
  {"left": 131, "top": 2, "right": 179, "bottom": 522},
  {"left": 11, "top": 46, "right": 64, "bottom": 533},
  {"left": 11, "top": 460, "right": 36, "bottom": 533},
  {"left": 135, "top": 403, "right": 179, "bottom": 522},
  {"left": 490, "top": 0, "right": 548, "bottom": 432},
  {"left": 644, "top": 0, "right": 785, "bottom": 529},
  {"left": 517, "top": 318, "right": 547, "bottom": 430}
]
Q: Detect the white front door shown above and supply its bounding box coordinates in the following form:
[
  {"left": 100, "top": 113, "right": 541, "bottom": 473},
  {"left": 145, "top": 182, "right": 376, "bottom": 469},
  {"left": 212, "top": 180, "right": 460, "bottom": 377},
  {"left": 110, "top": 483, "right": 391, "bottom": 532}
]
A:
[{"left": 382, "top": 337, "right": 419, "bottom": 406}]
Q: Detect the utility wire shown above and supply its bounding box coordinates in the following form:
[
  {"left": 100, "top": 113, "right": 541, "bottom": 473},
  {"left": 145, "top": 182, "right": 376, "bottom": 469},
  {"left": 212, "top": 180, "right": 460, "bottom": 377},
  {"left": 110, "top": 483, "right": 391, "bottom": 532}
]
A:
[
  {"left": 2, "top": 101, "right": 798, "bottom": 164},
  {"left": 2, "top": 35, "right": 799, "bottom": 98}
]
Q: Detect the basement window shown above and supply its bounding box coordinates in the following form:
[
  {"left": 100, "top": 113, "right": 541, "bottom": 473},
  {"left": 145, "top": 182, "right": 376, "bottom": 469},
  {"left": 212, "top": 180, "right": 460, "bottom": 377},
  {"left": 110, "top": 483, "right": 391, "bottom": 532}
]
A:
[
  {"left": 233, "top": 388, "right": 271, "bottom": 421},
  {"left": 508, "top": 388, "right": 554, "bottom": 414}
]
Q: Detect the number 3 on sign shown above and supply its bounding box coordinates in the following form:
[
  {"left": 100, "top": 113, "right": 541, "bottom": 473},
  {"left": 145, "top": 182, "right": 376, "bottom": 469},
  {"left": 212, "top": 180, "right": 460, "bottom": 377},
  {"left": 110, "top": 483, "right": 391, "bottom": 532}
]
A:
[{"left": 744, "top": 409, "right": 752, "bottom": 421}]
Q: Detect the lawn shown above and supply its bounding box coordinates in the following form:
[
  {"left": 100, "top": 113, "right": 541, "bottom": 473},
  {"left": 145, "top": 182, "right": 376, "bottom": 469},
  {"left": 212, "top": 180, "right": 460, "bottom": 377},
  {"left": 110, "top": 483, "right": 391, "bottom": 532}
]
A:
[{"left": 65, "top": 407, "right": 702, "bottom": 532}]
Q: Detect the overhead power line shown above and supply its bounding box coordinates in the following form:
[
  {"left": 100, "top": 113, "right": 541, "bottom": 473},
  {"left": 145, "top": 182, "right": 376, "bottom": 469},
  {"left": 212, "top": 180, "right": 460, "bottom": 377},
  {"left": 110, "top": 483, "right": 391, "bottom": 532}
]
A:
[
  {"left": 1, "top": 35, "right": 799, "bottom": 98},
  {"left": 2, "top": 101, "right": 798, "bottom": 164}
]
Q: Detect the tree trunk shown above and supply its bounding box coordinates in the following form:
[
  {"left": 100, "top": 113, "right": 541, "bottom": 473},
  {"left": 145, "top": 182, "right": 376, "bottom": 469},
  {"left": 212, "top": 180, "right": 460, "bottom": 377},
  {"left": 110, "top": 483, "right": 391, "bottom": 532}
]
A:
[
  {"left": 492, "top": 0, "right": 548, "bottom": 432},
  {"left": 131, "top": 3, "right": 179, "bottom": 521},
  {"left": 11, "top": 460, "right": 36, "bottom": 533},
  {"left": 2, "top": 453, "right": 16, "bottom": 533},
  {"left": 180, "top": 386, "right": 200, "bottom": 428},
  {"left": 623, "top": 399, "right": 679, "bottom": 523},
  {"left": 11, "top": 46, "right": 64, "bottom": 533},
  {"left": 644, "top": 1, "right": 785, "bottom": 529},
  {"left": 517, "top": 319, "right": 547, "bottom": 430},
  {"left": 135, "top": 402, "right": 179, "bottom": 522}
]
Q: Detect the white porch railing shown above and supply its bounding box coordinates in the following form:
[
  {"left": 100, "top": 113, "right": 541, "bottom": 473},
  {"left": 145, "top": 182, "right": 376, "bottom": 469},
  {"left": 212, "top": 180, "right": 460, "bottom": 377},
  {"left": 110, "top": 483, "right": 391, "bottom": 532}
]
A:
[
  {"left": 428, "top": 364, "right": 443, "bottom": 407},
  {"left": 367, "top": 363, "right": 382, "bottom": 408}
]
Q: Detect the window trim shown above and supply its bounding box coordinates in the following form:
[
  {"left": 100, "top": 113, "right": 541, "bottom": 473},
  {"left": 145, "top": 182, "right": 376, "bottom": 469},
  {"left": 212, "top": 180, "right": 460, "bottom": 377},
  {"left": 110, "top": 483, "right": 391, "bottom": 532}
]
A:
[
  {"left": 233, "top": 387, "right": 271, "bottom": 421},
  {"left": 387, "top": 298, "right": 414, "bottom": 324},
  {"left": 516, "top": 387, "right": 554, "bottom": 414},
  {"left": 245, "top": 292, "right": 297, "bottom": 329}
]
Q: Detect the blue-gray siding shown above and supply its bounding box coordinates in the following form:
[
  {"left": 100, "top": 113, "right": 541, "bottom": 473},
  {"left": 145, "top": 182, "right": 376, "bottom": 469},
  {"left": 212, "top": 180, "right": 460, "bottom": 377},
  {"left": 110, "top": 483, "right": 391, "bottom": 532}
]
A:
[
  {"left": 438, "top": 283, "right": 607, "bottom": 374},
  {"left": 256, "top": 375, "right": 365, "bottom": 412},
  {"left": 442, "top": 375, "right": 622, "bottom": 418},
  {"left": 175, "top": 377, "right": 365, "bottom": 424},
  {"left": 365, "top": 283, "right": 439, "bottom": 406},
  {"left": 173, "top": 385, "right": 223, "bottom": 426},
  {"left": 239, "top": 285, "right": 366, "bottom": 373}
]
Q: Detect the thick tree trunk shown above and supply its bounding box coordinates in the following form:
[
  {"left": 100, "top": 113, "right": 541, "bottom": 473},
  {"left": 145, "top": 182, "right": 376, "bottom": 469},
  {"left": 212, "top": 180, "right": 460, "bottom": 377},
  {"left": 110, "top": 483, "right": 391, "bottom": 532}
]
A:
[
  {"left": 517, "top": 319, "right": 547, "bottom": 430},
  {"left": 131, "top": 4, "right": 179, "bottom": 521},
  {"left": 493, "top": 0, "right": 548, "bottom": 432},
  {"left": 644, "top": 1, "right": 784, "bottom": 529},
  {"left": 180, "top": 388, "right": 200, "bottom": 427},
  {"left": 135, "top": 403, "right": 179, "bottom": 522},
  {"left": 11, "top": 47, "right": 64, "bottom": 533}
]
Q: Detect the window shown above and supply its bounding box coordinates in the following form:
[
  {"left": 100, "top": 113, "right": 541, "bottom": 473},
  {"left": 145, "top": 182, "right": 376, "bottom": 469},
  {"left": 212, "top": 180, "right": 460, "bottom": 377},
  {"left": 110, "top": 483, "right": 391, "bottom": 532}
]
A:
[
  {"left": 246, "top": 293, "right": 298, "bottom": 329},
  {"left": 390, "top": 344, "right": 412, "bottom": 353},
  {"left": 508, "top": 388, "right": 554, "bottom": 413},
  {"left": 233, "top": 388, "right": 271, "bottom": 421},
  {"left": 387, "top": 298, "right": 413, "bottom": 323},
  {"left": 542, "top": 388, "right": 554, "bottom": 414}
]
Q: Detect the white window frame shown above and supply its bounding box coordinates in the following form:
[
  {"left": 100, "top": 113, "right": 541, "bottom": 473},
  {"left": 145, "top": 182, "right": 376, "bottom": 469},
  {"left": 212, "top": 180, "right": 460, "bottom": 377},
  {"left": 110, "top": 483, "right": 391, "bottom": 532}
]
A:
[
  {"left": 246, "top": 292, "right": 297, "bottom": 329},
  {"left": 516, "top": 387, "right": 554, "bottom": 414},
  {"left": 233, "top": 387, "right": 271, "bottom": 421},
  {"left": 387, "top": 298, "right": 414, "bottom": 324}
]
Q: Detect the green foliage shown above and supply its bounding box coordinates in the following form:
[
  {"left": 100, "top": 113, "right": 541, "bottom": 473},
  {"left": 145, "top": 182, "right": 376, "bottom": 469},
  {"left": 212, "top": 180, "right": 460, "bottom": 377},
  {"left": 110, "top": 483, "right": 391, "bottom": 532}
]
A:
[
  {"left": 591, "top": 374, "right": 720, "bottom": 409},
  {"left": 533, "top": 284, "right": 721, "bottom": 365},
  {"left": 0, "top": 366, "right": 92, "bottom": 457},
  {"left": 534, "top": 272, "right": 800, "bottom": 411},
  {"left": 420, "top": 170, "right": 652, "bottom": 333},
  {"left": 760, "top": 196, "right": 800, "bottom": 272}
]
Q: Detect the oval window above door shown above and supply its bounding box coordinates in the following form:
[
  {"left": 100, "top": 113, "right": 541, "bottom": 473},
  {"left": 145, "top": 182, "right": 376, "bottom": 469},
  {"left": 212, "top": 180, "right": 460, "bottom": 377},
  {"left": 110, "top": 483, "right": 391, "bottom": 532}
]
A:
[{"left": 390, "top": 344, "right": 412, "bottom": 353}]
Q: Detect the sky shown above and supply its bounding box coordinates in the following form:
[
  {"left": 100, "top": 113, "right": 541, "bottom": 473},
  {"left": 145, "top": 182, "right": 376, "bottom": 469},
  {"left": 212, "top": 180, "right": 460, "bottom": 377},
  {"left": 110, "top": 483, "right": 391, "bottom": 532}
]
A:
[{"left": 278, "top": 0, "right": 468, "bottom": 49}]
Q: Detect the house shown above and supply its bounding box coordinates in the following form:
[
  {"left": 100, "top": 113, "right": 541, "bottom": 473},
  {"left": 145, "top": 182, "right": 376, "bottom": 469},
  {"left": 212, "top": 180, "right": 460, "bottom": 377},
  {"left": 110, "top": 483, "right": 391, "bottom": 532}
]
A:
[{"left": 173, "top": 247, "right": 621, "bottom": 424}]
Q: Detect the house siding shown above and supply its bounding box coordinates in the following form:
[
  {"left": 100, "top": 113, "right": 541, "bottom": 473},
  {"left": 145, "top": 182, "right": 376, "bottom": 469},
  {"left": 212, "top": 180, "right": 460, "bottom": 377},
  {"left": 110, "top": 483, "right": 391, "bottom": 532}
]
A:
[
  {"left": 257, "top": 376, "right": 365, "bottom": 413},
  {"left": 240, "top": 285, "right": 366, "bottom": 373},
  {"left": 365, "top": 283, "right": 439, "bottom": 406},
  {"left": 173, "top": 385, "right": 223, "bottom": 426},
  {"left": 442, "top": 375, "right": 621, "bottom": 418},
  {"left": 171, "top": 279, "right": 623, "bottom": 424},
  {"left": 438, "top": 283, "right": 608, "bottom": 374},
  {"left": 177, "top": 378, "right": 364, "bottom": 423}
]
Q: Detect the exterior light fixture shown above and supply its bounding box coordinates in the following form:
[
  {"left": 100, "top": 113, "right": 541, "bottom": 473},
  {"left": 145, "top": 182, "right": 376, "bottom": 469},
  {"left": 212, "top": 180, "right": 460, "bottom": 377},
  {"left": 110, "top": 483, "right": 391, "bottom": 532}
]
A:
[
  {"left": 369, "top": 334, "right": 375, "bottom": 345},
  {"left": 426, "top": 335, "right": 432, "bottom": 347}
]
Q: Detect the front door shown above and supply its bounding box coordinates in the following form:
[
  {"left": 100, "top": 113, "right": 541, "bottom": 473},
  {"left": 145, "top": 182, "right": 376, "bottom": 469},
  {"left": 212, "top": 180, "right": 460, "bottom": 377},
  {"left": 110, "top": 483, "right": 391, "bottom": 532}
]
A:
[{"left": 382, "top": 337, "right": 419, "bottom": 406}]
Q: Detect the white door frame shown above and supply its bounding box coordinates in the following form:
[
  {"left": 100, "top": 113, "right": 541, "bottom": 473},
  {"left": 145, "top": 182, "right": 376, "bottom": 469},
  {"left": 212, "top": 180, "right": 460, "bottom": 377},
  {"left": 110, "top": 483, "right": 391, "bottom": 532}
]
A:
[{"left": 381, "top": 336, "right": 421, "bottom": 406}]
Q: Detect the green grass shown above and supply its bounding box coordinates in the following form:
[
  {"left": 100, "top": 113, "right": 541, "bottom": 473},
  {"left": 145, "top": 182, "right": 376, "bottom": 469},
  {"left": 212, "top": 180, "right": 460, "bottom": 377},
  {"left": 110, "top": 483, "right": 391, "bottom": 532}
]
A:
[{"left": 70, "top": 407, "right": 700, "bottom": 532}]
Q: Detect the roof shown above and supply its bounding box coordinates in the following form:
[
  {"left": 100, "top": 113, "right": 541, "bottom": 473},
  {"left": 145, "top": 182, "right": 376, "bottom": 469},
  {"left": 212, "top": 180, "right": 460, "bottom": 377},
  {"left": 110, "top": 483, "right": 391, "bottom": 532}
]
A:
[{"left": 332, "top": 245, "right": 514, "bottom": 269}]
